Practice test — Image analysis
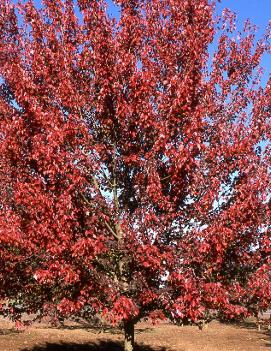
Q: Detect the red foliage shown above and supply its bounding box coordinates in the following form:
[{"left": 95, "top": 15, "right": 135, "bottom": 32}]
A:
[{"left": 0, "top": 0, "right": 270, "bottom": 331}]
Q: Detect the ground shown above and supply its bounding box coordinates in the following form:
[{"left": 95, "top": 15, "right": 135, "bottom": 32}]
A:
[{"left": 0, "top": 318, "right": 270, "bottom": 351}]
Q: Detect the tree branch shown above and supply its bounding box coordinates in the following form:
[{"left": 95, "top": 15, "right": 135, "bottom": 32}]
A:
[{"left": 79, "top": 192, "right": 120, "bottom": 240}]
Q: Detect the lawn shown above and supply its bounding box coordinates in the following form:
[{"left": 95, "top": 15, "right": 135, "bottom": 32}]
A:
[{"left": 0, "top": 318, "right": 270, "bottom": 351}]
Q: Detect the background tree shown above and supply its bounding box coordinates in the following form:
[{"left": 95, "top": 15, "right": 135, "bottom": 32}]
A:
[{"left": 0, "top": 0, "right": 270, "bottom": 350}]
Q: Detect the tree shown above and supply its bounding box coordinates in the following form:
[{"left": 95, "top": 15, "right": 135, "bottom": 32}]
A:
[{"left": 0, "top": 0, "right": 270, "bottom": 350}]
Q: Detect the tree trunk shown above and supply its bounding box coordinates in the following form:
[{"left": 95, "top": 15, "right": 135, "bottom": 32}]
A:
[{"left": 124, "top": 320, "right": 135, "bottom": 351}]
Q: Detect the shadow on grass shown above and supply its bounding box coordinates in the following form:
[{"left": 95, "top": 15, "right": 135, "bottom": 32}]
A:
[
  {"left": 231, "top": 320, "right": 257, "bottom": 330},
  {"left": 57, "top": 324, "right": 153, "bottom": 335},
  {"left": 0, "top": 328, "right": 22, "bottom": 336},
  {"left": 21, "top": 340, "right": 172, "bottom": 351}
]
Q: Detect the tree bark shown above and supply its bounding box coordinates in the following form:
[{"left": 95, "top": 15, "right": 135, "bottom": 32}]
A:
[{"left": 124, "top": 320, "right": 135, "bottom": 351}]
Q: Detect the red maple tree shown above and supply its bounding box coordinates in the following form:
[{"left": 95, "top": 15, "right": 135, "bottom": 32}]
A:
[{"left": 0, "top": 1, "right": 270, "bottom": 350}]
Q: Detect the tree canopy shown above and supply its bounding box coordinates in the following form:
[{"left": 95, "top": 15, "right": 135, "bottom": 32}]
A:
[{"left": 0, "top": 1, "right": 270, "bottom": 350}]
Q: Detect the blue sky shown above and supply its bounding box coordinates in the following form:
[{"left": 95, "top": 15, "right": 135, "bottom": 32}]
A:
[{"left": 218, "top": 0, "right": 271, "bottom": 29}]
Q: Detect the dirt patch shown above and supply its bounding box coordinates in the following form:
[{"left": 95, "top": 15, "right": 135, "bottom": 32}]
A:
[{"left": 0, "top": 318, "right": 270, "bottom": 351}]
